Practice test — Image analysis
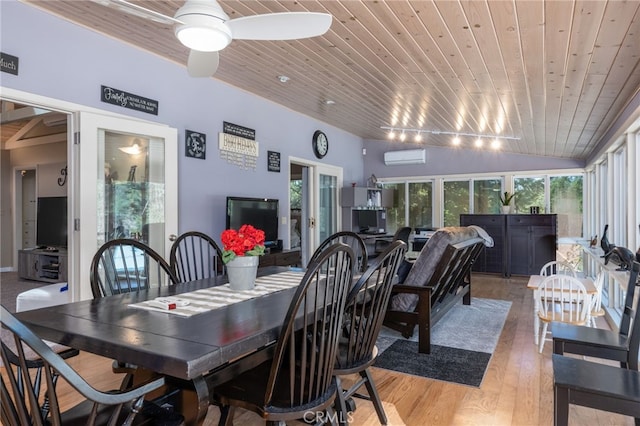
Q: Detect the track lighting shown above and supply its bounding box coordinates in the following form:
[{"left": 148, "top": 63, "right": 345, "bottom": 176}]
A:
[{"left": 381, "top": 126, "right": 519, "bottom": 150}]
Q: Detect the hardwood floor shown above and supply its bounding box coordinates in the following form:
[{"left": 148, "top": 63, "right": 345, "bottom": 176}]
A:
[{"left": 2, "top": 273, "right": 634, "bottom": 425}]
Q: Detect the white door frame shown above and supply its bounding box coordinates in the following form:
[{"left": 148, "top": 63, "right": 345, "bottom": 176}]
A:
[
  {"left": 2, "top": 87, "right": 176, "bottom": 301},
  {"left": 289, "top": 156, "right": 343, "bottom": 264}
]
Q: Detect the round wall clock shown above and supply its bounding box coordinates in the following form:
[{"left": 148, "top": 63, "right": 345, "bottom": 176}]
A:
[{"left": 312, "top": 130, "right": 329, "bottom": 159}]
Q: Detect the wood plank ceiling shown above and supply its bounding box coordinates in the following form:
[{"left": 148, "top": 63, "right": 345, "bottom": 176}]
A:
[{"left": 18, "top": 0, "right": 640, "bottom": 159}]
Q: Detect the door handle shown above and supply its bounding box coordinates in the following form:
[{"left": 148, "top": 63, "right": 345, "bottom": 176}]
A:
[
  {"left": 308, "top": 218, "right": 315, "bottom": 229},
  {"left": 169, "top": 234, "right": 177, "bottom": 242}
]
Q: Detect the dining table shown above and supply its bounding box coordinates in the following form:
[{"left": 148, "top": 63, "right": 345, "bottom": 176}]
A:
[
  {"left": 527, "top": 274, "right": 597, "bottom": 346},
  {"left": 14, "top": 266, "right": 306, "bottom": 425}
]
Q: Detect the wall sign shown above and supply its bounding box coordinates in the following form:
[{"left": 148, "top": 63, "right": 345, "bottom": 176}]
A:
[
  {"left": 0, "top": 52, "right": 19, "bottom": 75},
  {"left": 100, "top": 85, "right": 159, "bottom": 115},
  {"left": 219, "top": 121, "right": 258, "bottom": 171},
  {"left": 223, "top": 121, "right": 255, "bottom": 140},
  {"left": 267, "top": 151, "right": 281, "bottom": 172},
  {"left": 185, "top": 130, "right": 206, "bottom": 159}
]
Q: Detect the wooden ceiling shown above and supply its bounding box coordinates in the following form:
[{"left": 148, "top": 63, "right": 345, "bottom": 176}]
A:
[{"left": 19, "top": 0, "right": 640, "bottom": 159}]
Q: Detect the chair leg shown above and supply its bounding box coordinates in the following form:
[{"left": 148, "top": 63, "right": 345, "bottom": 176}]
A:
[
  {"left": 218, "top": 405, "right": 236, "bottom": 426},
  {"left": 539, "top": 322, "right": 549, "bottom": 353},
  {"left": 334, "top": 375, "right": 349, "bottom": 426},
  {"left": 360, "top": 369, "right": 387, "bottom": 425}
]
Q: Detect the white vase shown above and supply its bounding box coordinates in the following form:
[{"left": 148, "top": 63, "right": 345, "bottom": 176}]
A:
[
  {"left": 226, "top": 256, "right": 259, "bottom": 291},
  {"left": 501, "top": 205, "right": 511, "bottom": 214}
]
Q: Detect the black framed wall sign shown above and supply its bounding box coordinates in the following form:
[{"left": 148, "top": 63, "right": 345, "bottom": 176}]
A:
[
  {"left": 185, "top": 130, "right": 206, "bottom": 159},
  {"left": 100, "top": 85, "right": 159, "bottom": 115},
  {"left": 0, "top": 52, "right": 19, "bottom": 75},
  {"left": 268, "top": 151, "right": 280, "bottom": 172}
]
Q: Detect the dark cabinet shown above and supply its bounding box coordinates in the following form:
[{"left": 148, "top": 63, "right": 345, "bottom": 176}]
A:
[
  {"left": 460, "top": 214, "right": 557, "bottom": 277},
  {"left": 507, "top": 215, "right": 557, "bottom": 276},
  {"left": 258, "top": 249, "right": 301, "bottom": 267},
  {"left": 460, "top": 214, "right": 506, "bottom": 274}
]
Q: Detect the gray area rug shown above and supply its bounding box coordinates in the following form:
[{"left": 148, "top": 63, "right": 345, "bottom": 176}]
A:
[{"left": 375, "top": 297, "right": 511, "bottom": 387}]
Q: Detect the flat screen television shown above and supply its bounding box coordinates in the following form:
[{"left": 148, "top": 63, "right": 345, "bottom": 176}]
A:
[
  {"left": 36, "top": 196, "right": 68, "bottom": 248},
  {"left": 226, "top": 197, "right": 279, "bottom": 247},
  {"left": 357, "top": 210, "right": 378, "bottom": 232}
]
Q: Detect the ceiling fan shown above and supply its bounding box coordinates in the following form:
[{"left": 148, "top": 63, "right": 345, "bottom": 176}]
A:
[{"left": 92, "top": 0, "right": 332, "bottom": 77}]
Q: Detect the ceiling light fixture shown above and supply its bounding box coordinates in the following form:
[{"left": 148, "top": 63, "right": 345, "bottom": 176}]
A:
[
  {"left": 119, "top": 143, "right": 142, "bottom": 155},
  {"left": 174, "top": 1, "right": 231, "bottom": 52},
  {"left": 381, "top": 126, "right": 519, "bottom": 149}
]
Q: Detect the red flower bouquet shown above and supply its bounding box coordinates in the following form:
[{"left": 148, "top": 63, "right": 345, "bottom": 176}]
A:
[{"left": 221, "top": 224, "right": 266, "bottom": 264}]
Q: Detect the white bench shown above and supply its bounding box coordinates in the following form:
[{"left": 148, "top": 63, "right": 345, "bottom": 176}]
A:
[{"left": 16, "top": 282, "right": 71, "bottom": 312}]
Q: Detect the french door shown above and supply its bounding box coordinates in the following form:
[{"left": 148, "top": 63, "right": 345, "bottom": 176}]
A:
[
  {"left": 76, "top": 112, "right": 178, "bottom": 300},
  {"left": 297, "top": 161, "right": 342, "bottom": 265}
]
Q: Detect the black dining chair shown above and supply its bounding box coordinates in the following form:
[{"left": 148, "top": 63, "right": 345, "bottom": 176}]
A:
[
  {"left": 371, "top": 226, "right": 412, "bottom": 259},
  {"left": 334, "top": 240, "right": 407, "bottom": 424},
  {"left": 552, "top": 260, "right": 640, "bottom": 370},
  {"left": 169, "top": 231, "right": 225, "bottom": 283},
  {"left": 214, "top": 242, "right": 355, "bottom": 425},
  {"left": 0, "top": 305, "right": 167, "bottom": 426},
  {"left": 310, "top": 231, "right": 368, "bottom": 273},
  {"left": 90, "top": 238, "right": 178, "bottom": 298},
  {"left": 90, "top": 238, "right": 178, "bottom": 388}
]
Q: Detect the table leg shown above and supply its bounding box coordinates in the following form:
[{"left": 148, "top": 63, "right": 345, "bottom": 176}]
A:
[{"left": 533, "top": 289, "right": 540, "bottom": 345}]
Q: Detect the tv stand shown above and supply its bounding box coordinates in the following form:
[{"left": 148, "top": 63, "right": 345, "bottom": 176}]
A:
[
  {"left": 258, "top": 249, "right": 301, "bottom": 267},
  {"left": 18, "top": 249, "right": 68, "bottom": 283}
]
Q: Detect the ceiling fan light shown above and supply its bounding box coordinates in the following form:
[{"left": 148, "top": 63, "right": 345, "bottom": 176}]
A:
[{"left": 175, "top": 15, "right": 231, "bottom": 52}]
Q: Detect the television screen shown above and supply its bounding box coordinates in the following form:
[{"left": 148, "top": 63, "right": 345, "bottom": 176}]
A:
[
  {"left": 36, "top": 196, "right": 68, "bottom": 248},
  {"left": 226, "top": 197, "right": 279, "bottom": 247},
  {"left": 357, "top": 210, "right": 378, "bottom": 232}
]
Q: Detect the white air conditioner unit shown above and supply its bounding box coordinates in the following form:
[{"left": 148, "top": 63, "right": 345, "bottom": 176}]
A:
[{"left": 384, "top": 149, "right": 426, "bottom": 165}]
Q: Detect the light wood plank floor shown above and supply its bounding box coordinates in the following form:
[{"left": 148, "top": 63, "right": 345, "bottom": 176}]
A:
[{"left": 2, "top": 274, "right": 634, "bottom": 425}]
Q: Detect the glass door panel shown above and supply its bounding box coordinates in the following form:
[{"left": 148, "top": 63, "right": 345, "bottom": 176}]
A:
[{"left": 78, "top": 112, "right": 177, "bottom": 300}]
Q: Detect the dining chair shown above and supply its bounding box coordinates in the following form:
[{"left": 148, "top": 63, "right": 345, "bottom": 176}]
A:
[
  {"left": 552, "top": 354, "right": 640, "bottom": 426},
  {"left": 552, "top": 261, "right": 640, "bottom": 370},
  {"left": 90, "top": 238, "right": 178, "bottom": 388},
  {"left": 370, "top": 226, "right": 412, "bottom": 259},
  {"left": 214, "top": 242, "right": 355, "bottom": 425},
  {"left": 588, "top": 270, "right": 606, "bottom": 327},
  {"left": 90, "top": 238, "right": 178, "bottom": 298},
  {"left": 334, "top": 240, "right": 407, "bottom": 424},
  {"left": 0, "top": 305, "right": 166, "bottom": 426},
  {"left": 169, "top": 231, "right": 225, "bottom": 283},
  {"left": 539, "top": 260, "right": 577, "bottom": 277},
  {"left": 310, "top": 231, "right": 368, "bottom": 273},
  {"left": 537, "top": 274, "right": 590, "bottom": 353}
]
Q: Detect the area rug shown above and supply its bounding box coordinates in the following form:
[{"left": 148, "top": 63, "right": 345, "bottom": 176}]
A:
[{"left": 374, "top": 297, "right": 511, "bottom": 387}]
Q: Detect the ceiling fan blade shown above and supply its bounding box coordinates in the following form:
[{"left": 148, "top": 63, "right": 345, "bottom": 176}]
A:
[
  {"left": 90, "top": 0, "right": 181, "bottom": 25},
  {"left": 227, "top": 12, "right": 332, "bottom": 41},
  {"left": 187, "top": 50, "right": 219, "bottom": 77}
]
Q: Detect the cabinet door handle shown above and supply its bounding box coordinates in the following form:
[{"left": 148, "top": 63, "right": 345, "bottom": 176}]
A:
[{"left": 34, "top": 260, "right": 39, "bottom": 272}]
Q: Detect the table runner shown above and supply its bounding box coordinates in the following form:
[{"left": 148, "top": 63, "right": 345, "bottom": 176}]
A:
[{"left": 128, "top": 270, "right": 304, "bottom": 317}]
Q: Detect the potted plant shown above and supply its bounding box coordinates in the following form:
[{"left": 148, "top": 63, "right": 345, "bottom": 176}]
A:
[
  {"left": 499, "top": 191, "right": 516, "bottom": 214},
  {"left": 221, "top": 224, "right": 265, "bottom": 291}
]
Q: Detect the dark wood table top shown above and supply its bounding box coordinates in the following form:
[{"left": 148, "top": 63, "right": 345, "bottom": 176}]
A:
[{"left": 15, "top": 266, "right": 299, "bottom": 381}]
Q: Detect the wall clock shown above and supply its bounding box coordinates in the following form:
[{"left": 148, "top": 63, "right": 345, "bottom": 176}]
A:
[{"left": 312, "top": 130, "right": 328, "bottom": 159}]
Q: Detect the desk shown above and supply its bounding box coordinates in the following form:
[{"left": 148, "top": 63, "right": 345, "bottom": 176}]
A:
[
  {"left": 15, "top": 266, "right": 301, "bottom": 425},
  {"left": 527, "top": 275, "right": 597, "bottom": 345}
]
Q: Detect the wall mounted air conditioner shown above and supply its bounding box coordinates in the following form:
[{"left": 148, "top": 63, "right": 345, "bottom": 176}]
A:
[{"left": 383, "top": 149, "right": 426, "bottom": 165}]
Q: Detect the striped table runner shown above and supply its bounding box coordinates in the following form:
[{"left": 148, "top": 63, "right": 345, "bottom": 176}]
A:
[{"left": 128, "top": 270, "right": 305, "bottom": 317}]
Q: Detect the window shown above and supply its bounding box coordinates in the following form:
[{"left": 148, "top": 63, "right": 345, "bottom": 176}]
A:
[
  {"left": 550, "top": 175, "right": 583, "bottom": 238},
  {"left": 408, "top": 182, "right": 433, "bottom": 230},
  {"left": 473, "top": 179, "right": 502, "bottom": 213},
  {"left": 513, "top": 177, "right": 545, "bottom": 214},
  {"left": 443, "top": 180, "right": 469, "bottom": 226},
  {"left": 382, "top": 182, "right": 405, "bottom": 233}
]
